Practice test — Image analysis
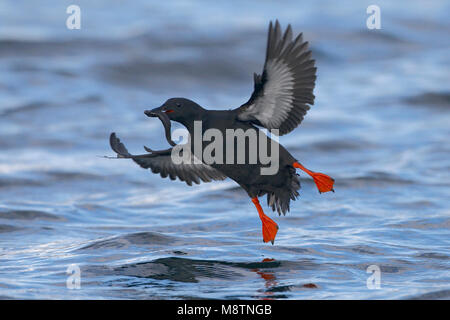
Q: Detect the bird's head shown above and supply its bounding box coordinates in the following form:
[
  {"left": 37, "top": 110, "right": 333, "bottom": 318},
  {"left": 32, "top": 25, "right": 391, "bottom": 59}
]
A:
[{"left": 144, "top": 98, "right": 204, "bottom": 125}]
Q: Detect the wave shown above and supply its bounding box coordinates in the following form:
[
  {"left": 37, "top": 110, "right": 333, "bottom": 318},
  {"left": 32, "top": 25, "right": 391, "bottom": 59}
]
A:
[
  {"left": 404, "top": 92, "right": 450, "bottom": 108},
  {"left": 0, "top": 209, "right": 63, "bottom": 221},
  {"left": 79, "top": 231, "right": 176, "bottom": 250}
]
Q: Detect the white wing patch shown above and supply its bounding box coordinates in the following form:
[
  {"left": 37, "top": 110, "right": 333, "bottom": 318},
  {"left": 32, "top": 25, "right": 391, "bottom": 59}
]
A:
[
  {"left": 236, "top": 21, "right": 316, "bottom": 136},
  {"left": 240, "top": 59, "right": 295, "bottom": 129}
]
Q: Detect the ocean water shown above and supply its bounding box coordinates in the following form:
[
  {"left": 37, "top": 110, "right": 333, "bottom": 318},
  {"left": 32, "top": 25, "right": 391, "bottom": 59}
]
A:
[{"left": 0, "top": 0, "right": 449, "bottom": 299}]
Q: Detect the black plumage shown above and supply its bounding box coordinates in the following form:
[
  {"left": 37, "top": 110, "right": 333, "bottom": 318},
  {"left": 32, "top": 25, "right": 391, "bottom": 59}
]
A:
[{"left": 109, "top": 21, "right": 334, "bottom": 244}]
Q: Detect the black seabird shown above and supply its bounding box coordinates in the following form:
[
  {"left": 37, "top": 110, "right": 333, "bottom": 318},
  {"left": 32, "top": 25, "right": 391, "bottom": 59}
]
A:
[{"left": 109, "top": 21, "right": 335, "bottom": 244}]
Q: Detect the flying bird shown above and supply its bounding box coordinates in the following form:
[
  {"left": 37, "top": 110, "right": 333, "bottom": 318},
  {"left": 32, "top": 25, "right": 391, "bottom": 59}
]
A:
[{"left": 109, "top": 21, "right": 335, "bottom": 244}]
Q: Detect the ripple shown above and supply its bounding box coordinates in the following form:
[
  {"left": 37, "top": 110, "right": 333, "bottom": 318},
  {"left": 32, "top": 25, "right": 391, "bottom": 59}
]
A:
[
  {"left": 0, "top": 209, "right": 63, "bottom": 221},
  {"left": 79, "top": 232, "right": 176, "bottom": 250},
  {"left": 0, "top": 224, "right": 22, "bottom": 233},
  {"left": 266, "top": 283, "right": 318, "bottom": 292},
  {"left": 0, "top": 101, "right": 52, "bottom": 117},
  {"left": 405, "top": 92, "right": 450, "bottom": 109},
  {"left": 410, "top": 289, "right": 450, "bottom": 300},
  {"left": 416, "top": 252, "right": 449, "bottom": 260},
  {"left": 337, "top": 172, "right": 415, "bottom": 188},
  {"left": 388, "top": 218, "right": 450, "bottom": 230},
  {"left": 114, "top": 257, "right": 243, "bottom": 283},
  {"left": 307, "top": 140, "right": 376, "bottom": 152},
  {"left": 44, "top": 171, "right": 102, "bottom": 181},
  {"left": 0, "top": 178, "right": 42, "bottom": 189},
  {"left": 109, "top": 257, "right": 319, "bottom": 285}
]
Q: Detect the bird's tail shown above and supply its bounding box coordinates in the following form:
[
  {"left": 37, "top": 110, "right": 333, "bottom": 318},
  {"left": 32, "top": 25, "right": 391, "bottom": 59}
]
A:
[{"left": 267, "top": 166, "right": 300, "bottom": 216}]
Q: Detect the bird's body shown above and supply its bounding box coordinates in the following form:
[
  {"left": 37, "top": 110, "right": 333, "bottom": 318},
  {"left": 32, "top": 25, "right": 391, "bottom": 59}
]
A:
[
  {"left": 109, "top": 21, "right": 335, "bottom": 244},
  {"left": 175, "top": 106, "right": 300, "bottom": 214}
]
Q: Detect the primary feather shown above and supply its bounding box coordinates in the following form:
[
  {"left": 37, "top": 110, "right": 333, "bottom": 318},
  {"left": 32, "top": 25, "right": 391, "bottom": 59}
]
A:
[{"left": 236, "top": 20, "right": 317, "bottom": 135}]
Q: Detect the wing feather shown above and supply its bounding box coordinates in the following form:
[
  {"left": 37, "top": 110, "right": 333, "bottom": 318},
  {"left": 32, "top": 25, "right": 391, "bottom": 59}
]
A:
[
  {"left": 236, "top": 20, "right": 317, "bottom": 135},
  {"left": 109, "top": 133, "right": 227, "bottom": 186}
]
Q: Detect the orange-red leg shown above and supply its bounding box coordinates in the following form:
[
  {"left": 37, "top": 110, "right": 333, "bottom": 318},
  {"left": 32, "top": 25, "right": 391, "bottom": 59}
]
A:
[
  {"left": 293, "top": 162, "right": 335, "bottom": 193},
  {"left": 252, "top": 197, "right": 279, "bottom": 245}
]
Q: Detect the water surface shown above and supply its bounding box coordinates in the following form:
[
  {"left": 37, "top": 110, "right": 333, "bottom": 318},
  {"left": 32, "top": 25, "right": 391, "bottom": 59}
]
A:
[{"left": 0, "top": 0, "right": 449, "bottom": 299}]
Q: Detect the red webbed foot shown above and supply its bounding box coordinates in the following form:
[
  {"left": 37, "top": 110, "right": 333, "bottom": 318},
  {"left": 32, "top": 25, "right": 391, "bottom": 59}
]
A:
[
  {"left": 293, "top": 162, "right": 335, "bottom": 193},
  {"left": 252, "top": 197, "right": 279, "bottom": 244}
]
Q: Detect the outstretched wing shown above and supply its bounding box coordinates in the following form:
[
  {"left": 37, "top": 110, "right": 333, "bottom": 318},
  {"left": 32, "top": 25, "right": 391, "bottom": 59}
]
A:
[
  {"left": 109, "top": 133, "right": 227, "bottom": 186},
  {"left": 235, "top": 20, "right": 316, "bottom": 136}
]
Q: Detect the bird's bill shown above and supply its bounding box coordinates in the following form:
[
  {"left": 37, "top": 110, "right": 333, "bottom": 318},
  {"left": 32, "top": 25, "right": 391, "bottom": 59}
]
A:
[
  {"left": 143, "top": 106, "right": 177, "bottom": 147},
  {"left": 144, "top": 106, "right": 173, "bottom": 117}
]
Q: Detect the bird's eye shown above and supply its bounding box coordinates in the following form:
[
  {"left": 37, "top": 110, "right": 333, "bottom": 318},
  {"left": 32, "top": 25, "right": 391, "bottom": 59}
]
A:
[{"left": 176, "top": 103, "right": 181, "bottom": 108}]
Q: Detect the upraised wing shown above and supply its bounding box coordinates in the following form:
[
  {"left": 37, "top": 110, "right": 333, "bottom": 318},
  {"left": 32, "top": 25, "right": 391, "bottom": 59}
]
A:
[
  {"left": 236, "top": 20, "right": 316, "bottom": 136},
  {"left": 109, "top": 133, "right": 227, "bottom": 186}
]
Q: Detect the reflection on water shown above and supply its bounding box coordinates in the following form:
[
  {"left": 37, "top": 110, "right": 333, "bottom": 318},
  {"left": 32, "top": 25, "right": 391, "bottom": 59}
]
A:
[{"left": 0, "top": 0, "right": 449, "bottom": 299}]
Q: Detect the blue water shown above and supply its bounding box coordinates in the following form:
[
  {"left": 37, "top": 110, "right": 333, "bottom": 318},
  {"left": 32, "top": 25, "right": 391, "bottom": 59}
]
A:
[{"left": 0, "top": 0, "right": 449, "bottom": 299}]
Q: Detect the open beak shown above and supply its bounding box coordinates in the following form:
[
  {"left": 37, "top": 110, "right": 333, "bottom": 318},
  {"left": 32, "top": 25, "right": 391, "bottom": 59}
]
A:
[
  {"left": 144, "top": 107, "right": 173, "bottom": 117},
  {"left": 143, "top": 106, "right": 176, "bottom": 147},
  {"left": 144, "top": 109, "right": 159, "bottom": 117}
]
